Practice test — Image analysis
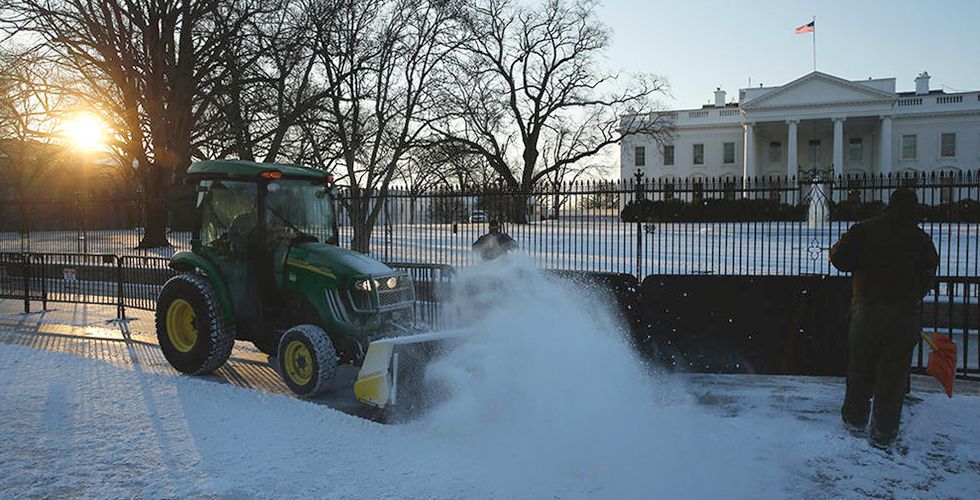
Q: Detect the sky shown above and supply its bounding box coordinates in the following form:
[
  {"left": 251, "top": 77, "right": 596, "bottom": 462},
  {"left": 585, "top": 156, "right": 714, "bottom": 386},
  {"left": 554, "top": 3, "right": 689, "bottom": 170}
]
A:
[{"left": 596, "top": 0, "right": 980, "bottom": 110}]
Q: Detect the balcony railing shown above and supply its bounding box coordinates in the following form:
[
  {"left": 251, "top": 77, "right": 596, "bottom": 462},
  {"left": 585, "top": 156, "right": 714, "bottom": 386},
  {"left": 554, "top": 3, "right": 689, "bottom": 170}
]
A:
[{"left": 937, "top": 95, "right": 964, "bottom": 104}]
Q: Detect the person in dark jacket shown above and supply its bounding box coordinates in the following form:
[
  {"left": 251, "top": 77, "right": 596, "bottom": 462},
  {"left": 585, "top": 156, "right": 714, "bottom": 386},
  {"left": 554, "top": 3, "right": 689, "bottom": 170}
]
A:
[
  {"left": 472, "top": 220, "right": 518, "bottom": 261},
  {"left": 830, "top": 188, "right": 939, "bottom": 447}
]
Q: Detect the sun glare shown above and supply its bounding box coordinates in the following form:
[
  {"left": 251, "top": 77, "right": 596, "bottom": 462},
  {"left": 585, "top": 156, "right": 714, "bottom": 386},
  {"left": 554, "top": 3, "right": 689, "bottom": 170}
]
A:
[{"left": 63, "top": 113, "right": 107, "bottom": 151}]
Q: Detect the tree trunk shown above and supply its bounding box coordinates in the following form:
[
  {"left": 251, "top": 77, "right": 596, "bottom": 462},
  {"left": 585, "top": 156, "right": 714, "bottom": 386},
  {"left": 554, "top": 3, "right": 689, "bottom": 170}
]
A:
[
  {"left": 349, "top": 193, "right": 373, "bottom": 254},
  {"left": 351, "top": 223, "right": 374, "bottom": 254},
  {"left": 511, "top": 191, "right": 529, "bottom": 224},
  {"left": 137, "top": 165, "right": 171, "bottom": 249},
  {"left": 139, "top": 196, "right": 170, "bottom": 248}
]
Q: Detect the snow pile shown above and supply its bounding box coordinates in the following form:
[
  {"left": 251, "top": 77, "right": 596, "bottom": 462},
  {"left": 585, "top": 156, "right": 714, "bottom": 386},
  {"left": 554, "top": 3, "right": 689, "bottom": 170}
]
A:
[{"left": 416, "top": 256, "right": 787, "bottom": 498}]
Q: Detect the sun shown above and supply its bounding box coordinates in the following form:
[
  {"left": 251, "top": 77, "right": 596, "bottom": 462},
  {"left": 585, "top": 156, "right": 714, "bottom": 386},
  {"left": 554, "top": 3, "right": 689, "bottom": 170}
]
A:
[{"left": 63, "top": 113, "right": 108, "bottom": 151}]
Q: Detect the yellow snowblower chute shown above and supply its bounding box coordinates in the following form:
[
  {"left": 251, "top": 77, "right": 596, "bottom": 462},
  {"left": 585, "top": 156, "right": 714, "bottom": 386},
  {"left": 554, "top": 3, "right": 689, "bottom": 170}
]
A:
[{"left": 354, "top": 329, "right": 471, "bottom": 408}]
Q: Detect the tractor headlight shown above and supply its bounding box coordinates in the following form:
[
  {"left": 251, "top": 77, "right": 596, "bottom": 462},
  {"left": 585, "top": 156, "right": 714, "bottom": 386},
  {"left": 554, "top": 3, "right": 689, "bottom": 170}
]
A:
[
  {"left": 355, "top": 279, "right": 376, "bottom": 291},
  {"left": 348, "top": 273, "right": 413, "bottom": 313}
]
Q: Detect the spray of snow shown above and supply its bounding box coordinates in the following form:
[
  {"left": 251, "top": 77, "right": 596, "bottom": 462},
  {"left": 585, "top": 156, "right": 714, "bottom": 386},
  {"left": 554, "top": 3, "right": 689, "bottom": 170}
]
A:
[{"left": 411, "top": 255, "right": 792, "bottom": 499}]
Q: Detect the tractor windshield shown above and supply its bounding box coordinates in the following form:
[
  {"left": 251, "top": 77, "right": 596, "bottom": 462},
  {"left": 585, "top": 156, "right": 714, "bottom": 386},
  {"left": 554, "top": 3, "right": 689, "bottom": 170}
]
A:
[{"left": 265, "top": 179, "right": 336, "bottom": 244}]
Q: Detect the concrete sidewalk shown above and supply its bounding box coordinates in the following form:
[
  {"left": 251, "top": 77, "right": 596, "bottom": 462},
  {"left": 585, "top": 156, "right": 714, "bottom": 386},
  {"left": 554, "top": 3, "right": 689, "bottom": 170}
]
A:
[{"left": 0, "top": 298, "right": 374, "bottom": 419}]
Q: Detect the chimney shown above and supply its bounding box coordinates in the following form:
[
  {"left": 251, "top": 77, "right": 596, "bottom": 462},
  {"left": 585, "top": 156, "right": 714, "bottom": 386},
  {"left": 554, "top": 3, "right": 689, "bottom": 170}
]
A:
[
  {"left": 915, "top": 71, "right": 930, "bottom": 95},
  {"left": 714, "top": 87, "right": 726, "bottom": 108}
]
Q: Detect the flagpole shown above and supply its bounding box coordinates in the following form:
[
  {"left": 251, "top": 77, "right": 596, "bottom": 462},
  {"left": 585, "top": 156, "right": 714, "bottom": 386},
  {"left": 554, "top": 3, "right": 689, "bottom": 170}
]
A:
[{"left": 812, "top": 16, "right": 816, "bottom": 72}]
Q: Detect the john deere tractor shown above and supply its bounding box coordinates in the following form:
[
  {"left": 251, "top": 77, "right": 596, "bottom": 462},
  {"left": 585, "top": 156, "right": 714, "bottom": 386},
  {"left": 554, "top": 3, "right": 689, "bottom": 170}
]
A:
[{"left": 156, "top": 160, "right": 417, "bottom": 398}]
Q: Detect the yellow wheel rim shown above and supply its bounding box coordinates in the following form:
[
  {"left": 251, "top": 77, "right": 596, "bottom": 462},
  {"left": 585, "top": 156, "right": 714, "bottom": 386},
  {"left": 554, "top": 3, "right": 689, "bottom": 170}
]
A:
[
  {"left": 284, "top": 340, "right": 314, "bottom": 386},
  {"left": 166, "top": 299, "right": 198, "bottom": 353}
]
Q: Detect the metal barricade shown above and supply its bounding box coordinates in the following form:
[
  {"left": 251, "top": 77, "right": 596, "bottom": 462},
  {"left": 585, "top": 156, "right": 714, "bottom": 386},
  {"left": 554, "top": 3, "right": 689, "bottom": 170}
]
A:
[
  {"left": 31, "top": 253, "right": 120, "bottom": 309},
  {"left": 385, "top": 262, "right": 455, "bottom": 328},
  {"left": 0, "top": 252, "right": 42, "bottom": 312},
  {"left": 117, "top": 256, "right": 176, "bottom": 317}
]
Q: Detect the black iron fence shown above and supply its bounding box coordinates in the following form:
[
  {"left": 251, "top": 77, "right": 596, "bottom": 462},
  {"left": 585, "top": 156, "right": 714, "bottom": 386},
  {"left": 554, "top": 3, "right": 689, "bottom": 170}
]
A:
[
  {"left": 1, "top": 171, "right": 978, "bottom": 380},
  {"left": 335, "top": 170, "right": 980, "bottom": 279},
  {"left": 0, "top": 194, "right": 193, "bottom": 256},
  {"left": 3, "top": 171, "right": 978, "bottom": 280}
]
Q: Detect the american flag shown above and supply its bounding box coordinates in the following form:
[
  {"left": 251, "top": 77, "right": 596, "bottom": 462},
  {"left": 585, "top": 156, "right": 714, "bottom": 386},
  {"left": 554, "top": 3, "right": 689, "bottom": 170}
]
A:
[{"left": 796, "top": 21, "right": 815, "bottom": 34}]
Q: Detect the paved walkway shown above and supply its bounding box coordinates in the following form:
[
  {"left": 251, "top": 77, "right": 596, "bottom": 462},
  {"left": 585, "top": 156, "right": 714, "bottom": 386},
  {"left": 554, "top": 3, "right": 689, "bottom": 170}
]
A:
[{"left": 0, "top": 298, "right": 375, "bottom": 419}]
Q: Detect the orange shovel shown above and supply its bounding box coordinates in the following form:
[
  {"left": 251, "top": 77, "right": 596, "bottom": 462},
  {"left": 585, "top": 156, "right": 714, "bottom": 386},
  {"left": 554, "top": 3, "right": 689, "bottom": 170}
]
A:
[{"left": 921, "top": 332, "right": 957, "bottom": 398}]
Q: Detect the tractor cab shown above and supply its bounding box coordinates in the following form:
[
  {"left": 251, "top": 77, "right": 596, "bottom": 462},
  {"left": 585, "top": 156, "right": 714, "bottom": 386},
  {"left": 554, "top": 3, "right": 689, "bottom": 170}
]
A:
[
  {"left": 190, "top": 161, "right": 339, "bottom": 324},
  {"left": 196, "top": 171, "right": 338, "bottom": 257}
]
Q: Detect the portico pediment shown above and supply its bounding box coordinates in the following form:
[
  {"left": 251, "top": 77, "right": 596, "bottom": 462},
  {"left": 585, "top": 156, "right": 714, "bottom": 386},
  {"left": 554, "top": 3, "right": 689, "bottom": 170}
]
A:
[{"left": 741, "top": 72, "right": 895, "bottom": 111}]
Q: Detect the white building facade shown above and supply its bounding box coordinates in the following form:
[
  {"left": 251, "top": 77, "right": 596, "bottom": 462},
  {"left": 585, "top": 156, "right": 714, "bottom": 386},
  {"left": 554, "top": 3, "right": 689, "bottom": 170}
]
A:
[{"left": 621, "top": 71, "right": 980, "bottom": 186}]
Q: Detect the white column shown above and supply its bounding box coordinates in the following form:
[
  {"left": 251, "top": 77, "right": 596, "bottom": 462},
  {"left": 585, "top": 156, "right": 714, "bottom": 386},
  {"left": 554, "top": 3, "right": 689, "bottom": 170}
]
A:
[
  {"left": 880, "top": 116, "right": 892, "bottom": 176},
  {"left": 832, "top": 117, "right": 845, "bottom": 179},
  {"left": 743, "top": 122, "right": 755, "bottom": 182},
  {"left": 787, "top": 120, "right": 799, "bottom": 178}
]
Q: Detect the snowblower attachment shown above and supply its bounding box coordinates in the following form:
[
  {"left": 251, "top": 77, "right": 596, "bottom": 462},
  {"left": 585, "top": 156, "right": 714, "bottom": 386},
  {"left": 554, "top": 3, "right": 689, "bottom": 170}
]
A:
[{"left": 355, "top": 329, "right": 472, "bottom": 409}]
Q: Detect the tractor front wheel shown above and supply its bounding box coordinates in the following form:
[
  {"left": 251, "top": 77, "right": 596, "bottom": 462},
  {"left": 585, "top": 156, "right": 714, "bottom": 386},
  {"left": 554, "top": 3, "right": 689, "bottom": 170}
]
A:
[
  {"left": 277, "top": 325, "right": 338, "bottom": 398},
  {"left": 155, "top": 273, "right": 235, "bottom": 375}
]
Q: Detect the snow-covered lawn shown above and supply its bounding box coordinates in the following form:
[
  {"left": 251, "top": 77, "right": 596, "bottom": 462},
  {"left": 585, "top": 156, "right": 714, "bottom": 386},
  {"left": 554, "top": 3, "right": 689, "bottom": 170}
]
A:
[
  {"left": 2, "top": 257, "right": 980, "bottom": 499},
  {"left": 6, "top": 221, "right": 978, "bottom": 277},
  {"left": 2, "top": 343, "right": 979, "bottom": 500}
]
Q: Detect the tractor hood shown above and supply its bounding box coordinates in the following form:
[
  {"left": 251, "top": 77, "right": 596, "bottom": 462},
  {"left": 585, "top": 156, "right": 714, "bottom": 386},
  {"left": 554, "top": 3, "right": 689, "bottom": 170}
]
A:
[{"left": 286, "top": 242, "right": 395, "bottom": 282}]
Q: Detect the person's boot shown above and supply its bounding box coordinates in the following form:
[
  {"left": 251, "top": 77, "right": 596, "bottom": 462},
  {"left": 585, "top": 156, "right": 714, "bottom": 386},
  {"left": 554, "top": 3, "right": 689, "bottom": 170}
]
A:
[
  {"left": 841, "top": 398, "right": 870, "bottom": 436},
  {"left": 869, "top": 416, "right": 899, "bottom": 450}
]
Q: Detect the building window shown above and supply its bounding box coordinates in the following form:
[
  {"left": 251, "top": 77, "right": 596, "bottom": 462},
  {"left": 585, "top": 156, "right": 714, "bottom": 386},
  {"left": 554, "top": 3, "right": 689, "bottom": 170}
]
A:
[
  {"left": 941, "top": 133, "right": 956, "bottom": 158},
  {"left": 901, "top": 135, "right": 917, "bottom": 159},
  {"left": 848, "top": 138, "right": 862, "bottom": 161},
  {"left": 808, "top": 139, "right": 821, "bottom": 164},
  {"left": 693, "top": 144, "right": 704, "bottom": 165},
  {"left": 769, "top": 141, "right": 781, "bottom": 163},
  {"left": 663, "top": 145, "right": 674, "bottom": 166},
  {"left": 635, "top": 146, "right": 646, "bottom": 166},
  {"left": 723, "top": 142, "right": 735, "bottom": 164}
]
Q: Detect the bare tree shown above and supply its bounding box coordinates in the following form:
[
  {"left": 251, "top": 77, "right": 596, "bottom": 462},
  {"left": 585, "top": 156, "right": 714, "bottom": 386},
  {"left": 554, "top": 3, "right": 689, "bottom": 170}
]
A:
[
  {"left": 0, "top": 50, "right": 74, "bottom": 199},
  {"left": 577, "top": 179, "right": 620, "bottom": 210},
  {"left": 199, "top": 1, "right": 333, "bottom": 164},
  {"left": 4, "top": 0, "right": 267, "bottom": 247},
  {"left": 304, "top": 0, "right": 462, "bottom": 253},
  {"left": 436, "top": 0, "right": 670, "bottom": 221}
]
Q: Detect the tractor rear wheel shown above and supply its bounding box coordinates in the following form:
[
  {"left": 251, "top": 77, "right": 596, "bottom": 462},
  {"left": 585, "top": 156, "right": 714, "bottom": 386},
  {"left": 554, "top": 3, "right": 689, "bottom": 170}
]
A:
[
  {"left": 277, "top": 325, "right": 338, "bottom": 398},
  {"left": 156, "top": 273, "right": 235, "bottom": 375}
]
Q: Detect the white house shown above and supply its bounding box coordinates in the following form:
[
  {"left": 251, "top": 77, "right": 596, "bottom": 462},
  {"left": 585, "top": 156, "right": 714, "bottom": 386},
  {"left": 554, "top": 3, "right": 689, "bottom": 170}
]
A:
[{"left": 621, "top": 71, "right": 980, "bottom": 189}]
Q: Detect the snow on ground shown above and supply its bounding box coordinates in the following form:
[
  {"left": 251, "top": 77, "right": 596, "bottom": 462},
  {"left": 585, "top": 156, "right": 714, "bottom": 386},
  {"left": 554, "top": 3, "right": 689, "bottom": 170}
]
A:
[{"left": 2, "top": 257, "right": 980, "bottom": 499}]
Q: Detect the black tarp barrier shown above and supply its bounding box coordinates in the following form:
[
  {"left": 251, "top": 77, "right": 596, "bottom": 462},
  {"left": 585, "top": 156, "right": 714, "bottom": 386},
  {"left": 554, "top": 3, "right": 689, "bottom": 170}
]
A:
[{"left": 634, "top": 275, "right": 853, "bottom": 376}]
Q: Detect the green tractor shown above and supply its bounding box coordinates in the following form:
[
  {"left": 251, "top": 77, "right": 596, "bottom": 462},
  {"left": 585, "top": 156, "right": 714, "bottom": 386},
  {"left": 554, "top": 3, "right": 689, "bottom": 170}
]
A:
[{"left": 156, "top": 160, "right": 419, "bottom": 399}]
